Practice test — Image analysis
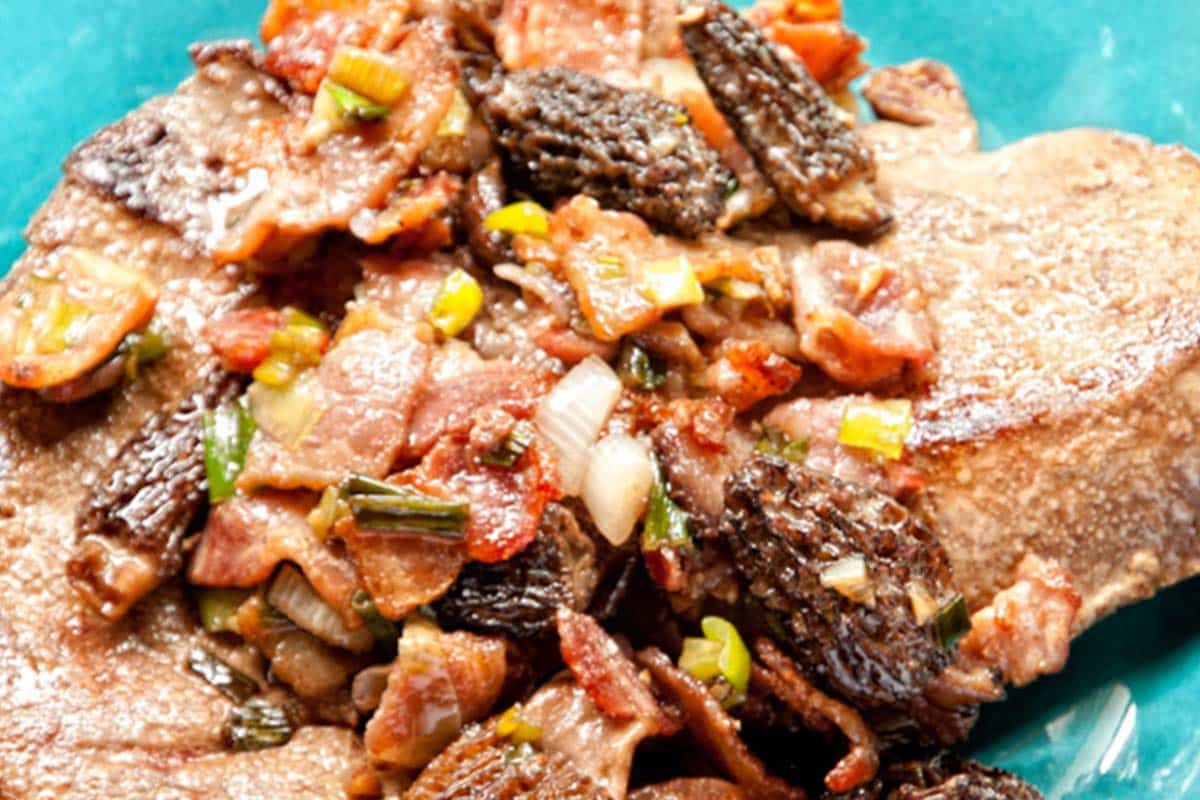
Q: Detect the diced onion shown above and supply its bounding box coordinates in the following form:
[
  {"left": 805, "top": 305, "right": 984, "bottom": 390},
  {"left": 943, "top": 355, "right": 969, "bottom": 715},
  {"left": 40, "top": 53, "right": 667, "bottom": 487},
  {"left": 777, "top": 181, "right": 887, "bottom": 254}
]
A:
[
  {"left": 582, "top": 433, "right": 655, "bottom": 546},
  {"left": 819, "top": 554, "right": 875, "bottom": 607},
  {"left": 906, "top": 580, "right": 938, "bottom": 624},
  {"left": 534, "top": 356, "right": 623, "bottom": 495},
  {"left": 328, "top": 46, "right": 409, "bottom": 106},
  {"left": 248, "top": 368, "right": 324, "bottom": 449},
  {"left": 837, "top": 398, "right": 914, "bottom": 461},
  {"left": 678, "top": 637, "right": 724, "bottom": 682},
  {"left": 267, "top": 564, "right": 373, "bottom": 653}
]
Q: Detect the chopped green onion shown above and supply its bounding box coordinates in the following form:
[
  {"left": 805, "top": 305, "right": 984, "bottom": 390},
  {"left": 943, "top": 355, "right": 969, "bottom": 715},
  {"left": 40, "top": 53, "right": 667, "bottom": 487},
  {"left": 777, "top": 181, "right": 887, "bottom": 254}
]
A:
[
  {"left": 348, "top": 491, "right": 469, "bottom": 538},
  {"left": 933, "top": 594, "right": 971, "bottom": 650},
  {"left": 427, "top": 268, "right": 484, "bottom": 338},
  {"left": 226, "top": 697, "right": 295, "bottom": 751},
  {"left": 202, "top": 399, "right": 257, "bottom": 503},
  {"left": 706, "top": 276, "right": 764, "bottom": 301},
  {"left": 352, "top": 589, "right": 399, "bottom": 658},
  {"left": 340, "top": 473, "right": 404, "bottom": 497},
  {"left": 618, "top": 341, "right": 667, "bottom": 391},
  {"left": 642, "top": 463, "right": 691, "bottom": 551},
  {"left": 505, "top": 741, "right": 537, "bottom": 762},
  {"left": 484, "top": 201, "right": 550, "bottom": 238},
  {"left": 495, "top": 704, "right": 543, "bottom": 745},
  {"left": 325, "top": 80, "right": 391, "bottom": 121},
  {"left": 481, "top": 423, "right": 534, "bottom": 468},
  {"left": 678, "top": 637, "right": 724, "bottom": 683},
  {"left": 755, "top": 425, "right": 809, "bottom": 464},
  {"left": 252, "top": 353, "right": 297, "bottom": 388},
  {"left": 188, "top": 647, "right": 258, "bottom": 704},
  {"left": 673, "top": 111, "right": 690, "bottom": 126},
  {"left": 196, "top": 587, "right": 251, "bottom": 634},
  {"left": 639, "top": 255, "right": 705, "bottom": 309},
  {"left": 906, "top": 580, "right": 938, "bottom": 625},
  {"left": 121, "top": 327, "right": 168, "bottom": 365},
  {"left": 700, "top": 616, "right": 751, "bottom": 695},
  {"left": 837, "top": 398, "right": 914, "bottom": 461},
  {"left": 307, "top": 486, "right": 347, "bottom": 540}
]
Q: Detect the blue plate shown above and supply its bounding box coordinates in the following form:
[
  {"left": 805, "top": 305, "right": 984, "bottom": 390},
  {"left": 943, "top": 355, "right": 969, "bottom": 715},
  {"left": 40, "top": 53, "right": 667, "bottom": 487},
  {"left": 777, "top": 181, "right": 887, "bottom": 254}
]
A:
[{"left": 1, "top": 3, "right": 1197, "bottom": 797}]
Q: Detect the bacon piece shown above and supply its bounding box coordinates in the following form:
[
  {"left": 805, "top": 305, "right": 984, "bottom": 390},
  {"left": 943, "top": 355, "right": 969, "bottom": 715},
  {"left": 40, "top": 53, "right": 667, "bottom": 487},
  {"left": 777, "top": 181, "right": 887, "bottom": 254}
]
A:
[
  {"left": 958, "top": 555, "right": 1081, "bottom": 687},
  {"left": 495, "top": 0, "right": 646, "bottom": 86},
  {"left": 703, "top": 340, "right": 802, "bottom": 412},
  {"left": 188, "top": 492, "right": 363, "bottom": 627},
  {"left": 260, "top": 0, "right": 411, "bottom": 92},
  {"left": 556, "top": 609, "right": 676, "bottom": 735},
  {"left": 763, "top": 395, "right": 927, "bottom": 498},
  {"left": 639, "top": 649, "right": 805, "bottom": 800},
  {"left": 342, "top": 521, "right": 467, "bottom": 620},
  {"left": 237, "top": 330, "right": 432, "bottom": 492},
  {"left": 365, "top": 618, "right": 506, "bottom": 769},
  {"left": 754, "top": 639, "right": 879, "bottom": 794},
  {"left": 630, "top": 779, "right": 748, "bottom": 800},
  {"left": 793, "top": 241, "right": 933, "bottom": 388},
  {"left": 205, "top": 307, "right": 285, "bottom": 373},
  {"left": 349, "top": 172, "right": 462, "bottom": 247},
  {"left": 0, "top": 248, "right": 158, "bottom": 390},
  {"left": 396, "top": 417, "right": 561, "bottom": 563}
]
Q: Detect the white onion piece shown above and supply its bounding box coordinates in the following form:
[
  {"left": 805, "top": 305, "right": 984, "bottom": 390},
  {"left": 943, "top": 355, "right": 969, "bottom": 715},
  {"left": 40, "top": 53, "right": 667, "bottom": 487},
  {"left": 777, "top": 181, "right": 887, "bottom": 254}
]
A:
[
  {"left": 535, "top": 356, "right": 623, "bottom": 495},
  {"left": 819, "top": 554, "right": 875, "bottom": 607},
  {"left": 268, "top": 564, "right": 373, "bottom": 653},
  {"left": 247, "top": 369, "right": 324, "bottom": 449},
  {"left": 582, "top": 434, "right": 655, "bottom": 546}
]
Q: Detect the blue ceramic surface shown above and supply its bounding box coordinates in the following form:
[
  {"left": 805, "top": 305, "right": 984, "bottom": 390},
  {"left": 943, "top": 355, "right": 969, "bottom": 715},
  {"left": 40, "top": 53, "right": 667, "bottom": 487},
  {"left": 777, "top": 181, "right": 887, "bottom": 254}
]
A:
[{"left": 1, "top": 2, "right": 1198, "bottom": 797}]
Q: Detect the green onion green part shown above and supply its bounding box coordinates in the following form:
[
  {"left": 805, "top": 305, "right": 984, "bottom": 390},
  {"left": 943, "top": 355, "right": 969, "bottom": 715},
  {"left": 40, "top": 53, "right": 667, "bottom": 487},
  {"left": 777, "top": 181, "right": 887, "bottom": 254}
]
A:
[
  {"left": 933, "top": 594, "right": 971, "bottom": 650},
  {"left": 325, "top": 80, "right": 390, "bottom": 121},
  {"left": 226, "top": 697, "right": 295, "bottom": 751},
  {"left": 755, "top": 425, "right": 809, "bottom": 464},
  {"left": 351, "top": 589, "right": 399, "bottom": 659},
  {"left": 618, "top": 341, "right": 667, "bottom": 391},
  {"left": 196, "top": 587, "right": 251, "bottom": 634},
  {"left": 187, "top": 647, "right": 258, "bottom": 704},
  {"left": 700, "top": 616, "right": 751, "bottom": 694},
  {"left": 642, "top": 463, "right": 691, "bottom": 551},
  {"left": 481, "top": 423, "right": 534, "bottom": 468},
  {"left": 202, "top": 399, "right": 256, "bottom": 504}
]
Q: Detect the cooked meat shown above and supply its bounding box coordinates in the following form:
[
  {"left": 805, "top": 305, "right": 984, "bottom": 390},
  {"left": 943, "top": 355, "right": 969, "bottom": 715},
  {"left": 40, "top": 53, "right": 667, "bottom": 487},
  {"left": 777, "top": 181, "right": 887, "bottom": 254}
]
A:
[
  {"left": 859, "top": 60, "right": 978, "bottom": 162},
  {"left": 406, "top": 723, "right": 609, "bottom": 800},
  {"left": 638, "top": 648, "right": 805, "bottom": 800},
  {"left": 437, "top": 503, "right": 599, "bottom": 638},
  {"left": 956, "top": 555, "right": 1080, "bottom": 687},
  {"left": 521, "top": 678, "right": 662, "bottom": 799},
  {"left": 461, "top": 158, "right": 515, "bottom": 267},
  {"left": 364, "top": 618, "right": 506, "bottom": 769},
  {"left": 494, "top": 0, "right": 647, "bottom": 86},
  {"left": 680, "top": 0, "right": 888, "bottom": 233},
  {"left": 754, "top": 639, "right": 879, "bottom": 794},
  {"left": 722, "top": 458, "right": 983, "bottom": 743},
  {"left": 859, "top": 85, "right": 1200, "bottom": 630},
  {"left": 792, "top": 241, "right": 933, "bottom": 388},
  {"left": 467, "top": 64, "right": 731, "bottom": 238},
  {"left": 69, "top": 366, "right": 241, "bottom": 620},
  {"left": 630, "top": 779, "right": 749, "bottom": 800},
  {"left": 0, "top": 183, "right": 363, "bottom": 796}
]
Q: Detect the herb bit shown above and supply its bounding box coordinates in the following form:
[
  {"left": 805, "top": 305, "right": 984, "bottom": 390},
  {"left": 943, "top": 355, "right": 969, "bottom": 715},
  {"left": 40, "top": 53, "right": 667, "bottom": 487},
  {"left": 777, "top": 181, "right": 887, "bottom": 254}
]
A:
[
  {"left": 679, "top": 616, "right": 751, "bottom": 707},
  {"left": 642, "top": 463, "right": 691, "bottom": 551},
  {"left": 933, "top": 594, "right": 971, "bottom": 650},
  {"left": 226, "top": 697, "right": 295, "bottom": 752},
  {"left": 325, "top": 81, "right": 391, "bottom": 122},
  {"left": 481, "top": 423, "right": 534, "bottom": 468},
  {"left": 351, "top": 589, "right": 399, "bottom": 658},
  {"left": 495, "top": 704, "right": 543, "bottom": 745},
  {"left": 196, "top": 587, "right": 251, "bottom": 634},
  {"left": 342, "top": 474, "right": 469, "bottom": 539},
  {"left": 202, "top": 399, "right": 256, "bottom": 504},
  {"left": 755, "top": 425, "right": 809, "bottom": 464},
  {"left": 618, "top": 341, "right": 667, "bottom": 391},
  {"left": 187, "top": 647, "right": 258, "bottom": 704}
]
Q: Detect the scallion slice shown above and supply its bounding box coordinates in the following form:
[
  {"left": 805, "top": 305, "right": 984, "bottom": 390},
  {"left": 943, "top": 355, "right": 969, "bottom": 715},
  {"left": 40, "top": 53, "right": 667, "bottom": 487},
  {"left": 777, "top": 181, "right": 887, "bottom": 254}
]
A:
[
  {"left": 196, "top": 587, "right": 251, "bottom": 634},
  {"left": 642, "top": 463, "right": 691, "bottom": 551},
  {"left": 427, "top": 268, "right": 484, "bottom": 338},
  {"left": 755, "top": 425, "right": 809, "bottom": 464},
  {"left": 481, "top": 423, "right": 534, "bottom": 468},
  {"left": 202, "top": 399, "right": 256, "bottom": 504},
  {"left": 226, "top": 697, "right": 295, "bottom": 751},
  {"left": 933, "top": 594, "right": 971, "bottom": 650},
  {"left": 678, "top": 637, "right": 724, "bottom": 683},
  {"left": 618, "top": 341, "right": 667, "bottom": 391},
  {"left": 325, "top": 80, "right": 391, "bottom": 122},
  {"left": 495, "top": 703, "right": 543, "bottom": 745},
  {"left": 700, "top": 616, "right": 751, "bottom": 695},
  {"left": 188, "top": 647, "right": 258, "bottom": 704},
  {"left": 344, "top": 477, "right": 469, "bottom": 539},
  {"left": 484, "top": 201, "right": 550, "bottom": 238},
  {"left": 351, "top": 589, "right": 399, "bottom": 658}
]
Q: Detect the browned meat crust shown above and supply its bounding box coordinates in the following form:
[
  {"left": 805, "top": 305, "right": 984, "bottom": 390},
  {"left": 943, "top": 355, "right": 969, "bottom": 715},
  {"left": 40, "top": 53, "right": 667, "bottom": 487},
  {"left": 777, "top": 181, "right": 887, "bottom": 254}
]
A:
[
  {"left": 834, "top": 751, "right": 1044, "bottom": 800},
  {"left": 68, "top": 365, "right": 242, "bottom": 620},
  {"left": 680, "top": 0, "right": 888, "bottom": 233},
  {"left": 461, "top": 157, "right": 515, "bottom": 267},
  {"left": 466, "top": 62, "right": 731, "bottom": 238}
]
